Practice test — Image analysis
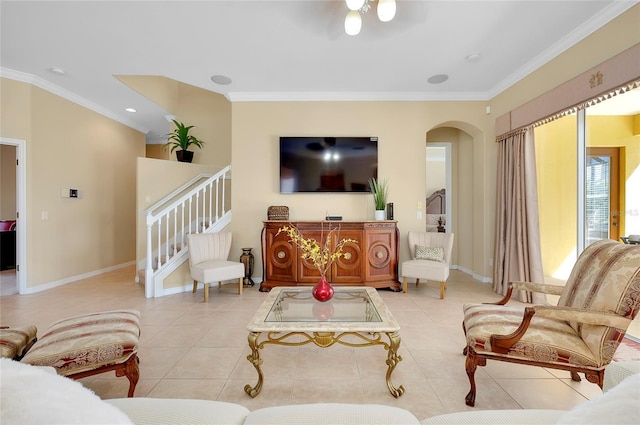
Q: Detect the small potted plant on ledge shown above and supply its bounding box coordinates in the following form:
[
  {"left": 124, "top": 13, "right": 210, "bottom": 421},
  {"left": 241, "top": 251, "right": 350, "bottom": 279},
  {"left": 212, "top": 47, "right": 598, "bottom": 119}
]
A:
[
  {"left": 369, "top": 177, "right": 389, "bottom": 220},
  {"left": 163, "top": 119, "right": 205, "bottom": 163}
]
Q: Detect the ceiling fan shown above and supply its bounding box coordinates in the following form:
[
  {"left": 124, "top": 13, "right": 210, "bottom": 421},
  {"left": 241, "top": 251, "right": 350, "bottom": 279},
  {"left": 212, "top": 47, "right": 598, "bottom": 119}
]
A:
[
  {"left": 288, "top": 0, "right": 427, "bottom": 41},
  {"left": 344, "top": 0, "right": 396, "bottom": 35}
]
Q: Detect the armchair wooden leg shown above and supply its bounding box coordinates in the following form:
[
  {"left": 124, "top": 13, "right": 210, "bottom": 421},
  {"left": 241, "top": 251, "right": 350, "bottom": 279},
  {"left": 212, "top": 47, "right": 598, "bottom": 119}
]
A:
[
  {"left": 570, "top": 371, "right": 581, "bottom": 382},
  {"left": 415, "top": 279, "right": 420, "bottom": 287},
  {"left": 465, "top": 346, "right": 485, "bottom": 407},
  {"left": 238, "top": 277, "right": 243, "bottom": 295},
  {"left": 192, "top": 280, "right": 198, "bottom": 293},
  {"left": 204, "top": 283, "right": 209, "bottom": 302},
  {"left": 402, "top": 277, "right": 408, "bottom": 293},
  {"left": 439, "top": 281, "right": 445, "bottom": 299}
]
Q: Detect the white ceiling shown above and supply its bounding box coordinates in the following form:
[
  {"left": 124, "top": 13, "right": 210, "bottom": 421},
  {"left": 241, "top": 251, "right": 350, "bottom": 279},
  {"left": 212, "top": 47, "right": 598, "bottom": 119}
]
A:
[{"left": 1, "top": 0, "right": 638, "bottom": 143}]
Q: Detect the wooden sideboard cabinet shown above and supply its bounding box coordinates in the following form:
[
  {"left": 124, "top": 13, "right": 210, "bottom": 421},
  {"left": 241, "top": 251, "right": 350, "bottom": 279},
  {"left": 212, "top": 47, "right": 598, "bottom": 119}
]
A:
[{"left": 260, "top": 220, "right": 400, "bottom": 291}]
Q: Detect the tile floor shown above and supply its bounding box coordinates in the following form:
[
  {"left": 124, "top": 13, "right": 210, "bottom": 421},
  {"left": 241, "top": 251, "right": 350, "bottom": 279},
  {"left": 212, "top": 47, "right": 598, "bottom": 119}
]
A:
[{"left": 0, "top": 267, "right": 607, "bottom": 420}]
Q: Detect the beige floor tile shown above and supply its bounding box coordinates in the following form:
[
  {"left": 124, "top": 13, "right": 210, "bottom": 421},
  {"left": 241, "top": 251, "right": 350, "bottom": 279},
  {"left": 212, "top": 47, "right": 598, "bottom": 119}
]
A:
[
  {"left": 165, "top": 347, "right": 244, "bottom": 379},
  {"left": 291, "top": 378, "right": 365, "bottom": 404},
  {"left": 220, "top": 377, "right": 294, "bottom": 410},
  {"left": 558, "top": 378, "right": 604, "bottom": 400},
  {"left": 136, "top": 346, "right": 190, "bottom": 379},
  {"left": 483, "top": 360, "right": 557, "bottom": 379},
  {"left": 495, "top": 378, "right": 588, "bottom": 410},
  {"left": 146, "top": 378, "right": 226, "bottom": 400},
  {"left": 144, "top": 325, "right": 210, "bottom": 347}
]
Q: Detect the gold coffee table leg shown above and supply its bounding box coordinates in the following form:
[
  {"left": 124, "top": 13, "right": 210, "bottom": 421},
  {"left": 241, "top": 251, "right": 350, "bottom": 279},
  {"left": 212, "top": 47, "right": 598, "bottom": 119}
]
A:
[
  {"left": 385, "top": 331, "right": 405, "bottom": 398},
  {"left": 244, "top": 331, "right": 263, "bottom": 397}
]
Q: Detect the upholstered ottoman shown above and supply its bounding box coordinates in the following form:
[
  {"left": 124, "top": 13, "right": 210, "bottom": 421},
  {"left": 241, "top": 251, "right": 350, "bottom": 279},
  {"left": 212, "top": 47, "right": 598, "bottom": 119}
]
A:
[
  {"left": 21, "top": 309, "right": 141, "bottom": 397},
  {"left": 0, "top": 325, "right": 37, "bottom": 360}
]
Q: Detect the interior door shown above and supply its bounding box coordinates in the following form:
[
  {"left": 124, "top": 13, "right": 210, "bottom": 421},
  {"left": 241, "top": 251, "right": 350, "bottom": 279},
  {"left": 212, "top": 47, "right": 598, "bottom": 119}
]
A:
[{"left": 586, "top": 147, "right": 620, "bottom": 245}]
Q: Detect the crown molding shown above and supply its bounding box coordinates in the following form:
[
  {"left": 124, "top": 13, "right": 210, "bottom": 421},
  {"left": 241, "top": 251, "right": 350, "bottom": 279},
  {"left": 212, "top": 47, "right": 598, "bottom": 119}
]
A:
[
  {"left": 487, "top": 0, "right": 639, "bottom": 98},
  {"left": 0, "top": 67, "right": 149, "bottom": 134},
  {"left": 227, "top": 91, "right": 490, "bottom": 102}
]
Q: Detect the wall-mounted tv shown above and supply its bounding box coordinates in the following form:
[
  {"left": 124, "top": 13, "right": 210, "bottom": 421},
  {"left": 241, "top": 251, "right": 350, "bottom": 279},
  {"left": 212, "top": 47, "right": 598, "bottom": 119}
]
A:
[{"left": 280, "top": 136, "right": 378, "bottom": 193}]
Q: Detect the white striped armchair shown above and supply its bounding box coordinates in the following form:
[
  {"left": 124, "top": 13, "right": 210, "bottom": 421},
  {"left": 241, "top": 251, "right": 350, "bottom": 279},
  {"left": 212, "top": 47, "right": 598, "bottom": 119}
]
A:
[{"left": 462, "top": 240, "right": 640, "bottom": 407}]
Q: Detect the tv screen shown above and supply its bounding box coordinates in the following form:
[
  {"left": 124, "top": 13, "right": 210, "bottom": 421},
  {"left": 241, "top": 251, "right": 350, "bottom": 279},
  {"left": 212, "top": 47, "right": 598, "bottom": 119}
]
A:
[{"left": 280, "top": 137, "right": 378, "bottom": 193}]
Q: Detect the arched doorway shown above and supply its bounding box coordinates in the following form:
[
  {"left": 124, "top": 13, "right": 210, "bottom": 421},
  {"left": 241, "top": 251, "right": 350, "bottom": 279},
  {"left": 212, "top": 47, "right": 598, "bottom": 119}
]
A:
[{"left": 426, "top": 122, "right": 488, "bottom": 281}]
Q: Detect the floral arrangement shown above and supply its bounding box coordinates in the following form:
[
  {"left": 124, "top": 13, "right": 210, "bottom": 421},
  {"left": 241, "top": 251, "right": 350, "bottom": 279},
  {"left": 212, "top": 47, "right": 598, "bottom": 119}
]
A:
[{"left": 277, "top": 225, "right": 357, "bottom": 279}]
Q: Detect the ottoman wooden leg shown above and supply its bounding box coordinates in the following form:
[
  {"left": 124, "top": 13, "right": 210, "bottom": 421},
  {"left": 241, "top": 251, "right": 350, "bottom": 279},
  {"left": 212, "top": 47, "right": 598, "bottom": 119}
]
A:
[{"left": 116, "top": 355, "right": 140, "bottom": 397}]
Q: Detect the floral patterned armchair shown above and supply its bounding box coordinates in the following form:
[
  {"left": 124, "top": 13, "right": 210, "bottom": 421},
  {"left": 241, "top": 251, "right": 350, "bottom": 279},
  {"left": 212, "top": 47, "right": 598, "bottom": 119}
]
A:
[{"left": 462, "top": 240, "right": 640, "bottom": 407}]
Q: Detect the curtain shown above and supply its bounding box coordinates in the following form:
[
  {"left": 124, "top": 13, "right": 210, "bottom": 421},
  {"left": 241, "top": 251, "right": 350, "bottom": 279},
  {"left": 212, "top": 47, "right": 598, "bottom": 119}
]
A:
[{"left": 493, "top": 128, "right": 545, "bottom": 303}]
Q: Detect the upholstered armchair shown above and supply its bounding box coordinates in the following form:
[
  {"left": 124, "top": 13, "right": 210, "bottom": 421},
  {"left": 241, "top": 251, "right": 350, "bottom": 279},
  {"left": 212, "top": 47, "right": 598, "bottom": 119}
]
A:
[
  {"left": 187, "top": 232, "right": 244, "bottom": 302},
  {"left": 462, "top": 240, "right": 640, "bottom": 407},
  {"left": 401, "top": 231, "right": 454, "bottom": 298}
]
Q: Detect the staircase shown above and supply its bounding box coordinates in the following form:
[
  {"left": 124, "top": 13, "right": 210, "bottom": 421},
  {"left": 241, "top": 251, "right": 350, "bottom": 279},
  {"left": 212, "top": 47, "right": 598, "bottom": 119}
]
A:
[{"left": 140, "top": 166, "right": 232, "bottom": 298}]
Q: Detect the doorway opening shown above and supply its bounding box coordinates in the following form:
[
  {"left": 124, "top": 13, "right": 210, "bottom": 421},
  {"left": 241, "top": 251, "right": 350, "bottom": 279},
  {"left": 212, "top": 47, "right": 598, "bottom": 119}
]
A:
[
  {"left": 425, "top": 144, "right": 451, "bottom": 233},
  {"left": 0, "top": 138, "right": 26, "bottom": 296}
]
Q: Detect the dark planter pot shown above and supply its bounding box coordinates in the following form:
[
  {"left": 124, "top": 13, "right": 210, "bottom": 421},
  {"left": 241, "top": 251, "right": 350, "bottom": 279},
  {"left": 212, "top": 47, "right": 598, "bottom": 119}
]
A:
[{"left": 176, "top": 150, "right": 194, "bottom": 163}]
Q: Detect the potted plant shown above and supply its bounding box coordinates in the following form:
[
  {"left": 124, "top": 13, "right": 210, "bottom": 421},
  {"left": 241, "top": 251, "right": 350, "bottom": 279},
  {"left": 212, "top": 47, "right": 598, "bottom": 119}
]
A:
[
  {"left": 162, "top": 119, "right": 205, "bottom": 163},
  {"left": 368, "top": 177, "right": 389, "bottom": 220}
]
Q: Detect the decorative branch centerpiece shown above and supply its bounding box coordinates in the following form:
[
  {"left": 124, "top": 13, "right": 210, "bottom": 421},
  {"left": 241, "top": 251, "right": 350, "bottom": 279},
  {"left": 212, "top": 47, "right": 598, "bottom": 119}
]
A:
[{"left": 277, "top": 224, "right": 357, "bottom": 301}]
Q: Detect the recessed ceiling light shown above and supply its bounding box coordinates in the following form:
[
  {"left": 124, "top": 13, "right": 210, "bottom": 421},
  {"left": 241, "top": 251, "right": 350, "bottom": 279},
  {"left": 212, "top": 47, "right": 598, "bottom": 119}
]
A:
[
  {"left": 211, "top": 75, "right": 232, "bottom": 85},
  {"left": 428, "top": 74, "right": 449, "bottom": 84},
  {"left": 125, "top": 107, "right": 136, "bottom": 113},
  {"left": 466, "top": 53, "right": 481, "bottom": 62},
  {"left": 48, "top": 67, "right": 66, "bottom": 75}
]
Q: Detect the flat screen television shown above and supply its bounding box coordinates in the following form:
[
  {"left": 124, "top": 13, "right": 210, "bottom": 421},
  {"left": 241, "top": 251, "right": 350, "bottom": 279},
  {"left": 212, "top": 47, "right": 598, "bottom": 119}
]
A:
[{"left": 279, "top": 137, "right": 378, "bottom": 193}]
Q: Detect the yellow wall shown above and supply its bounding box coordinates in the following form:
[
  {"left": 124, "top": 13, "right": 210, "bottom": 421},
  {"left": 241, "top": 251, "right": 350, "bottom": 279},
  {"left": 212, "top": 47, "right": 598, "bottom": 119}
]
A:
[
  {"left": 146, "top": 144, "right": 169, "bottom": 160},
  {"left": 534, "top": 116, "right": 579, "bottom": 278},
  {"left": 1, "top": 78, "right": 145, "bottom": 289},
  {"left": 535, "top": 114, "right": 640, "bottom": 279}
]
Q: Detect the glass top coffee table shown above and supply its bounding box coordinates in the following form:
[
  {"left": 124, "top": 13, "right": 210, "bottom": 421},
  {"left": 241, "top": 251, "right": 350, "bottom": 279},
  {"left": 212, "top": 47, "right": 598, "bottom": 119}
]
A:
[{"left": 244, "top": 286, "right": 404, "bottom": 398}]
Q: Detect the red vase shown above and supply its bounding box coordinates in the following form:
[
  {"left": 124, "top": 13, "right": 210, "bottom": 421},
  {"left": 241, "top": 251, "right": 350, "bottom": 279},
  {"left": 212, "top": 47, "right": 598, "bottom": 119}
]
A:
[{"left": 312, "top": 276, "right": 334, "bottom": 302}]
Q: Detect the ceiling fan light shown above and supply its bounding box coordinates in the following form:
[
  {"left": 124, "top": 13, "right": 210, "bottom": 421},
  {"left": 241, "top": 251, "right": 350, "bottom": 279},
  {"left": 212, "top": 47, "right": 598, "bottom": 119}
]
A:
[
  {"left": 345, "top": 10, "right": 362, "bottom": 35},
  {"left": 377, "top": 0, "right": 396, "bottom": 22},
  {"left": 345, "top": 0, "right": 366, "bottom": 11}
]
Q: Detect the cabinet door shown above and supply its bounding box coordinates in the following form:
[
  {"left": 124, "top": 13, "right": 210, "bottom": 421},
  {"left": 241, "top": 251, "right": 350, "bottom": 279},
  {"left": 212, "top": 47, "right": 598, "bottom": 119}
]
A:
[
  {"left": 364, "top": 227, "right": 397, "bottom": 282},
  {"left": 264, "top": 227, "right": 297, "bottom": 283},
  {"left": 331, "top": 229, "right": 363, "bottom": 284},
  {"left": 296, "top": 228, "right": 324, "bottom": 283}
]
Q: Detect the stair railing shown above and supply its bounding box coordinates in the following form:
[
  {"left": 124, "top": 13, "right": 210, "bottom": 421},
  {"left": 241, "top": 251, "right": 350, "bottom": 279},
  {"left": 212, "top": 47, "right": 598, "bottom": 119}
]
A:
[{"left": 143, "top": 165, "right": 231, "bottom": 298}]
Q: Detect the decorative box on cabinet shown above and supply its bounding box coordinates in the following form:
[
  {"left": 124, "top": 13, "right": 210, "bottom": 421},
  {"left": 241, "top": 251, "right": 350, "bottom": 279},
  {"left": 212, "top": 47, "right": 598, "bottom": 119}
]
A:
[{"left": 260, "top": 220, "right": 400, "bottom": 292}]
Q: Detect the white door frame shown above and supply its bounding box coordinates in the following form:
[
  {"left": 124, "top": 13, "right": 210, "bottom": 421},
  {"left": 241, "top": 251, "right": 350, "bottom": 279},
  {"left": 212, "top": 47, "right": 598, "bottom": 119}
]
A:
[{"left": 1, "top": 138, "right": 26, "bottom": 294}]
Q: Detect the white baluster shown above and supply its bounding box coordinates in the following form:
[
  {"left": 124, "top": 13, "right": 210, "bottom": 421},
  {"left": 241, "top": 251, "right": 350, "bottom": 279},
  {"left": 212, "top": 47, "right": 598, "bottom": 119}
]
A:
[
  {"left": 145, "top": 212, "right": 154, "bottom": 298},
  {"left": 195, "top": 191, "right": 200, "bottom": 233},
  {"left": 156, "top": 219, "right": 161, "bottom": 269},
  {"left": 209, "top": 180, "right": 213, "bottom": 225},
  {"left": 181, "top": 202, "right": 185, "bottom": 250}
]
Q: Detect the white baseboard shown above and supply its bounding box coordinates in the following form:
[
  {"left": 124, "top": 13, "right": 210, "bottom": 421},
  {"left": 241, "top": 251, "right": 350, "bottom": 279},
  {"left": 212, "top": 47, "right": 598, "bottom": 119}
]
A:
[
  {"left": 20, "top": 261, "right": 136, "bottom": 294},
  {"left": 454, "top": 265, "right": 492, "bottom": 283}
]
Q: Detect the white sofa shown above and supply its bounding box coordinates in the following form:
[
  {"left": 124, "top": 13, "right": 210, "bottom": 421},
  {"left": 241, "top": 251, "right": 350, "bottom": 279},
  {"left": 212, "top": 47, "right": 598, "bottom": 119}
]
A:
[{"left": 1, "top": 358, "right": 638, "bottom": 425}]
